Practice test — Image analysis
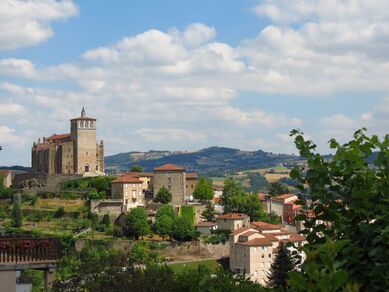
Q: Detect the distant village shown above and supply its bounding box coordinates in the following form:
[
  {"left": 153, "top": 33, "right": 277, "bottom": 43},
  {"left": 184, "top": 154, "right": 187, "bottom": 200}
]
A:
[{"left": 1, "top": 109, "right": 316, "bottom": 289}]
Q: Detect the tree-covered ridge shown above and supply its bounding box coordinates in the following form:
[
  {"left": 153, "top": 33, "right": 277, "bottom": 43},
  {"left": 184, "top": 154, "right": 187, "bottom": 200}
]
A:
[{"left": 105, "top": 146, "right": 301, "bottom": 175}]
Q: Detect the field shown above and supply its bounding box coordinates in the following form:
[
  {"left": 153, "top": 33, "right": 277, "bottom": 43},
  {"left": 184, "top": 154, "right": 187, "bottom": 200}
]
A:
[{"left": 169, "top": 259, "right": 221, "bottom": 273}]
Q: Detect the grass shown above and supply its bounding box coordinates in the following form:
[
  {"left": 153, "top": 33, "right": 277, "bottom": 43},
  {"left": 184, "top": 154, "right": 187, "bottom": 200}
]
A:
[
  {"left": 169, "top": 259, "right": 221, "bottom": 273},
  {"left": 265, "top": 173, "right": 290, "bottom": 182}
]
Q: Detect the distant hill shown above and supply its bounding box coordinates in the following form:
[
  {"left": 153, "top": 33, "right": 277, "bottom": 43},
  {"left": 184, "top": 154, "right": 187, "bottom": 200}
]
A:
[
  {"left": 105, "top": 146, "right": 302, "bottom": 176},
  {"left": 0, "top": 166, "right": 31, "bottom": 172}
]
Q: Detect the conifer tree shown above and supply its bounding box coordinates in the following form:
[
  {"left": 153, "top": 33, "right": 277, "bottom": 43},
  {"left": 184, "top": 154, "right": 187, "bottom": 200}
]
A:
[
  {"left": 267, "top": 242, "right": 295, "bottom": 291},
  {"left": 12, "top": 202, "right": 22, "bottom": 228},
  {"left": 201, "top": 201, "right": 216, "bottom": 222}
]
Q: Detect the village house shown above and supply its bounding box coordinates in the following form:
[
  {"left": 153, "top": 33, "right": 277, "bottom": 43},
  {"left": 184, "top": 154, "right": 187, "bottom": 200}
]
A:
[
  {"left": 195, "top": 222, "right": 218, "bottom": 235},
  {"left": 216, "top": 213, "right": 250, "bottom": 231},
  {"left": 0, "top": 170, "right": 12, "bottom": 188},
  {"left": 111, "top": 175, "right": 144, "bottom": 211},
  {"left": 267, "top": 193, "right": 298, "bottom": 223},
  {"left": 229, "top": 221, "right": 306, "bottom": 286}
]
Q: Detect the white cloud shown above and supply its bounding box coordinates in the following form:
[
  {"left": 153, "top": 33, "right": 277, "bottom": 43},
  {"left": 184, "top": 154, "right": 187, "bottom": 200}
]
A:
[
  {"left": 0, "top": 102, "right": 26, "bottom": 116},
  {"left": 0, "top": 0, "right": 78, "bottom": 50},
  {"left": 136, "top": 128, "right": 205, "bottom": 143}
]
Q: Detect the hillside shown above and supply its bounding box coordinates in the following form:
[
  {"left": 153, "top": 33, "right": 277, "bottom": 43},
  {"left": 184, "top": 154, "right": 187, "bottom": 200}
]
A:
[{"left": 105, "top": 146, "right": 302, "bottom": 176}]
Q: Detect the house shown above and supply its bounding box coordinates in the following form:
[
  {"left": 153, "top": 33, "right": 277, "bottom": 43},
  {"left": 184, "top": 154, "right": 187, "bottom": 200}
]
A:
[
  {"left": 0, "top": 170, "right": 12, "bottom": 188},
  {"left": 267, "top": 194, "right": 298, "bottom": 223},
  {"left": 186, "top": 172, "right": 199, "bottom": 198},
  {"left": 195, "top": 221, "right": 218, "bottom": 235},
  {"left": 90, "top": 199, "right": 123, "bottom": 215},
  {"left": 111, "top": 175, "right": 144, "bottom": 211},
  {"left": 216, "top": 213, "right": 250, "bottom": 231},
  {"left": 229, "top": 222, "right": 306, "bottom": 286},
  {"left": 213, "top": 186, "right": 223, "bottom": 198},
  {"left": 122, "top": 172, "right": 154, "bottom": 192}
]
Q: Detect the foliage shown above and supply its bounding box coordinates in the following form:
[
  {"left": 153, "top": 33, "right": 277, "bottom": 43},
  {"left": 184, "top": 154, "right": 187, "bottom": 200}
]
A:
[
  {"left": 279, "top": 177, "right": 299, "bottom": 187},
  {"left": 154, "top": 186, "right": 172, "bottom": 204},
  {"left": 127, "top": 207, "right": 150, "bottom": 239},
  {"left": 204, "top": 230, "right": 230, "bottom": 244},
  {"left": 54, "top": 206, "right": 65, "bottom": 218},
  {"left": 155, "top": 205, "right": 176, "bottom": 240},
  {"left": 172, "top": 216, "right": 197, "bottom": 242},
  {"left": 88, "top": 189, "right": 106, "bottom": 200},
  {"left": 130, "top": 165, "right": 144, "bottom": 172},
  {"left": 130, "top": 241, "right": 165, "bottom": 264},
  {"left": 268, "top": 181, "right": 289, "bottom": 196},
  {"left": 61, "top": 176, "right": 116, "bottom": 197},
  {"left": 0, "top": 173, "right": 13, "bottom": 199},
  {"left": 246, "top": 172, "right": 269, "bottom": 192},
  {"left": 193, "top": 177, "right": 214, "bottom": 201},
  {"left": 267, "top": 242, "right": 295, "bottom": 290},
  {"left": 201, "top": 201, "right": 216, "bottom": 222},
  {"left": 53, "top": 247, "right": 269, "bottom": 292},
  {"left": 101, "top": 213, "right": 110, "bottom": 226},
  {"left": 22, "top": 269, "right": 43, "bottom": 292},
  {"left": 288, "top": 129, "right": 389, "bottom": 291},
  {"left": 221, "top": 177, "right": 267, "bottom": 221},
  {"left": 12, "top": 202, "right": 22, "bottom": 227}
]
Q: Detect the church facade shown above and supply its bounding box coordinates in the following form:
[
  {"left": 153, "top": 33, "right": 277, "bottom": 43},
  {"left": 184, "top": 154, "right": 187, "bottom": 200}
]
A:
[{"left": 31, "top": 108, "right": 104, "bottom": 175}]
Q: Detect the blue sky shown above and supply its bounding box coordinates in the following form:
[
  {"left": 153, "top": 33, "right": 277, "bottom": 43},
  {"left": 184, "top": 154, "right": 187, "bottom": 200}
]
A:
[{"left": 0, "top": 0, "right": 388, "bottom": 166}]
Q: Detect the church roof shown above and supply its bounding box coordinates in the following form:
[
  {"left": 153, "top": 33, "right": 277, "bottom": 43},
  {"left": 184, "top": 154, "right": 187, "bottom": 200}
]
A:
[{"left": 47, "top": 133, "right": 71, "bottom": 141}]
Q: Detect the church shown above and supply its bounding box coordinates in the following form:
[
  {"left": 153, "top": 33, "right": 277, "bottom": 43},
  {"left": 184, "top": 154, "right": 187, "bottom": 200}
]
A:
[{"left": 31, "top": 108, "right": 104, "bottom": 175}]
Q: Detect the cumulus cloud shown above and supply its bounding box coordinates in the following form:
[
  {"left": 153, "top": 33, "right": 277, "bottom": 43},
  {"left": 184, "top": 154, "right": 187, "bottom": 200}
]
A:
[{"left": 0, "top": 0, "right": 78, "bottom": 50}]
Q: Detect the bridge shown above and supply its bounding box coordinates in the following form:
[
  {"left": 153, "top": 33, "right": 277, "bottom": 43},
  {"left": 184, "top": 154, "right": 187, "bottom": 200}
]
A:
[{"left": 0, "top": 237, "right": 61, "bottom": 291}]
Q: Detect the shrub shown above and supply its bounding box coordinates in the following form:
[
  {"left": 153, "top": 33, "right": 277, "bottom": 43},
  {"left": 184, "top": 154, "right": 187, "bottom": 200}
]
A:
[{"left": 54, "top": 207, "right": 65, "bottom": 218}]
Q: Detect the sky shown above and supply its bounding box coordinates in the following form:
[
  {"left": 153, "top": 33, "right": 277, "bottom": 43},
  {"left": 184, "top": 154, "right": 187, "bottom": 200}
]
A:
[{"left": 0, "top": 0, "right": 388, "bottom": 166}]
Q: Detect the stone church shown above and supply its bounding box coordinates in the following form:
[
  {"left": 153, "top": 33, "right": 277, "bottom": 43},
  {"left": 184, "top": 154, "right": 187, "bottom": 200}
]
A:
[{"left": 31, "top": 108, "right": 104, "bottom": 175}]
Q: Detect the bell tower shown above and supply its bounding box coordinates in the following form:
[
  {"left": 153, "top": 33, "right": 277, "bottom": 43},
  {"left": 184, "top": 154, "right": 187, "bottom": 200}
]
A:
[{"left": 70, "top": 108, "right": 97, "bottom": 174}]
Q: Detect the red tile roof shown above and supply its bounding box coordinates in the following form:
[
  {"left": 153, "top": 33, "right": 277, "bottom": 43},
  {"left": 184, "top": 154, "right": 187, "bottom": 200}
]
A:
[
  {"left": 47, "top": 133, "right": 71, "bottom": 141},
  {"left": 258, "top": 193, "right": 268, "bottom": 201},
  {"left": 153, "top": 163, "right": 185, "bottom": 171},
  {"left": 217, "top": 213, "right": 247, "bottom": 220},
  {"left": 273, "top": 194, "right": 297, "bottom": 201},
  {"left": 186, "top": 172, "right": 198, "bottom": 179},
  {"left": 237, "top": 237, "right": 273, "bottom": 246},
  {"left": 231, "top": 226, "right": 252, "bottom": 235},
  {"left": 251, "top": 221, "right": 282, "bottom": 231},
  {"left": 123, "top": 172, "right": 154, "bottom": 177},
  {"left": 112, "top": 176, "right": 143, "bottom": 184},
  {"left": 264, "top": 233, "right": 280, "bottom": 242},
  {"left": 195, "top": 221, "right": 217, "bottom": 227},
  {"left": 239, "top": 231, "right": 258, "bottom": 237},
  {"left": 289, "top": 233, "right": 306, "bottom": 242}
]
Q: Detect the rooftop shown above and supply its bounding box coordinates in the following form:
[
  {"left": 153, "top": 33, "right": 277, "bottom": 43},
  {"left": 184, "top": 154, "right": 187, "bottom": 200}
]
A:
[
  {"left": 272, "top": 193, "right": 297, "bottom": 201},
  {"left": 195, "top": 221, "right": 217, "bottom": 227},
  {"left": 217, "top": 213, "right": 247, "bottom": 220},
  {"left": 153, "top": 163, "right": 185, "bottom": 172},
  {"left": 186, "top": 172, "right": 198, "bottom": 179},
  {"left": 251, "top": 221, "right": 282, "bottom": 231},
  {"left": 112, "top": 176, "right": 143, "bottom": 184},
  {"left": 123, "top": 172, "right": 154, "bottom": 177},
  {"left": 47, "top": 133, "right": 71, "bottom": 141},
  {"left": 237, "top": 237, "right": 273, "bottom": 246}
]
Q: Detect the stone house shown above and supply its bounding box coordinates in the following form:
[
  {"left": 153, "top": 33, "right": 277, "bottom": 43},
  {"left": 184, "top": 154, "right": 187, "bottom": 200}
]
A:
[
  {"left": 111, "top": 175, "right": 144, "bottom": 211},
  {"left": 267, "top": 194, "right": 298, "bottom": 223},
  {"left": 195, "top": 222, "right": 218, "bottom": 235},
  {"left": 230, "top": 222, "right": 306, "bottom": 286},
  {"left": 185, "top": 172, "right": 198, "bottom": 198},
  {"left": 216, "top": 213, "right": 250, "bottom": 231}
]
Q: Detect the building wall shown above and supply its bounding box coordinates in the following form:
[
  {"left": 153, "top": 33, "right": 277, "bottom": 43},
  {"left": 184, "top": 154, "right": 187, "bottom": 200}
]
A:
[
  {"left": 72, "top": 119, "right": 97, "bottom": 174},
  {"left": 111, "top": 182, "right": 144, "bottom": 211},
  {"left": 269, "top": 201, "right": 284, "bottom": 218},
  {"left": 185, "top": 178, "right": 198, "bottom": 196},
  {"left": 153, "top": 170, "right": 186, "bottom": 205},
  {"left": 96, "top": 142, "right": 104, "bottom": 172},
  {"left": 216, "top": 218, "right": 248, "bottom": 231},
  {"left": 111, "top": 183, "right": 123, "bottom": 199},
  {"left": 61, "top": 141, "right": 74, "bottom": 174}
]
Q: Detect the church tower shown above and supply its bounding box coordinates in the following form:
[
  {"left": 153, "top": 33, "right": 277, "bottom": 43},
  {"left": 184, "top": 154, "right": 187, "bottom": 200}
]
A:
[{"left": 70, "top": 107, "right": 98, "bottom": 174}]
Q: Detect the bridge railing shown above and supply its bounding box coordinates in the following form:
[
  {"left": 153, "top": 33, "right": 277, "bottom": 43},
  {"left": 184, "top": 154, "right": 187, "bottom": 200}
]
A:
[{"left": 0, "top": 237, "right": 61, "bottom": 264}]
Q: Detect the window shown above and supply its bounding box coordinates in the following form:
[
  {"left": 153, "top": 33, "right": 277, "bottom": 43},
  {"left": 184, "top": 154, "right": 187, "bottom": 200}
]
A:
[
  {"left": 269, "top": 254, "right": 271, "bottom": 258},
  {"left": 261, "top": 262, "right": 264, "bottom": 268},
  {"left": 254, "top": 271, "right": 258, "bottom": 276},
  {"left": 261, "top": 254, "right": 264, "bottom": 258},
  {"left": 168, "top": 185, "right": 171, "bottom": 191},
  {"left": 168, "top": 177, "right": 172, "bottom": 184},
  {"left": 124, "top": 184, "right": 128, "bottom": 188},
  {"left": 132, "top": 190, "right": 136, "bottom": 198}
]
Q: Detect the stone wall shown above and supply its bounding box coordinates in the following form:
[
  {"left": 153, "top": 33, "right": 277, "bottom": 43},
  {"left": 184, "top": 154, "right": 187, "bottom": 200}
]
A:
[
  {"left": 12, "top": 172, "right": 81, "bottom": 192},
  {"left": 153, "top": 170, "right": 186, "bottom": 205}
]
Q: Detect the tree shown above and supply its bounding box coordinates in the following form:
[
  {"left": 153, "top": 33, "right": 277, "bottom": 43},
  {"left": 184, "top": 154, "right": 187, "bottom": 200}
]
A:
[
  {"left": 155, "top": 205, "right": 176, "bottom": 240},
  {"left": 221, "top": 177, "right": 267, "bottom": 221},
  {"left": 201, "top": 201, "right": 216, "bottom": 222},
  {"left": 12, "top": 202, "right": 22, "bottom": 227},
  {"left": 267, "top": 242, "right": 295, "bottom": 290},
  {"left": 268, "top": 181, "right": 289, "bottom": 196},
  {"left": 193, "top": 177, "right": 213, "bottom": 201},
  {"left": 154, "top": 186, "right": 172, "bottom": 204},
  {"left": 172, "top": 216, "right": 196, "bottom": 242},
  {"left": 54, "top": 206, "right": 65, "bottom": 218},
  {"left": 101, "top": 213, "right": 110, "bottom": 226},
  {"left": 246, "top": 172, "right": 269, "bottom": 192},
  {"left": 287, "top": 129, "right": 389, "bottom": 291},
  {"left": 127, "top": 207, "right": 150, "bottom": 240},
  {"left": 130, "top": 165, "right": 143, "bottom": 172}
]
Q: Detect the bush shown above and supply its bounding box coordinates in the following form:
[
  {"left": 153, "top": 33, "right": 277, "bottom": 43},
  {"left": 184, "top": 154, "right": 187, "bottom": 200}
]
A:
[
  {"left": 180, "top": 206, "right": 195, "bottom": 224},
  {"left": 54, "top": 207, "right": 65, "bottom": 218},
  {"left": 172, "top": 216, "right": 197, "bottom": 242}
]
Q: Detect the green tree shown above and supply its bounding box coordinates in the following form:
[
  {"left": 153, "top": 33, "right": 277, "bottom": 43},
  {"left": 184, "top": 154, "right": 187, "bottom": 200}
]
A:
[
  {"left": 268, "top": 181, "right": 289, "bottom": 196},
  {"left": 193, "top": 177, "right": 214, "bottom": 201},
  {"left": 288, "top": 129, "right": 389, "bottom": 291},
  {"left": 101, "top": 213, "right": 110, "bottom": 226},
  {"left": 127, "top": 207, "right": 150, "bottom": 240},
  {"left": 12, "top": 202, "right": 22, "bottom": 227},
  {"left": 246, "top": 172, "right": 269, "bottom": 192},
  {"left": 155, "top": 205, "right": 176, "bottom": 240},
  {"left": 201, "top": 201, "right": 216, "bottom": 222},
  {"left": 267, "top": 242, "right": 295, "bottom": 290},
  {"left": 54, "top": 206, "right": 65, "bottom": 218},
  {"left": 130, "top": 165, "right": 143, "bottom": 172},
  {"left": 154, "top": 186, "right": 172, "bottom": 204},
  {"left": 172, "top": 216, "right": 196, "bottom": 242}
]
